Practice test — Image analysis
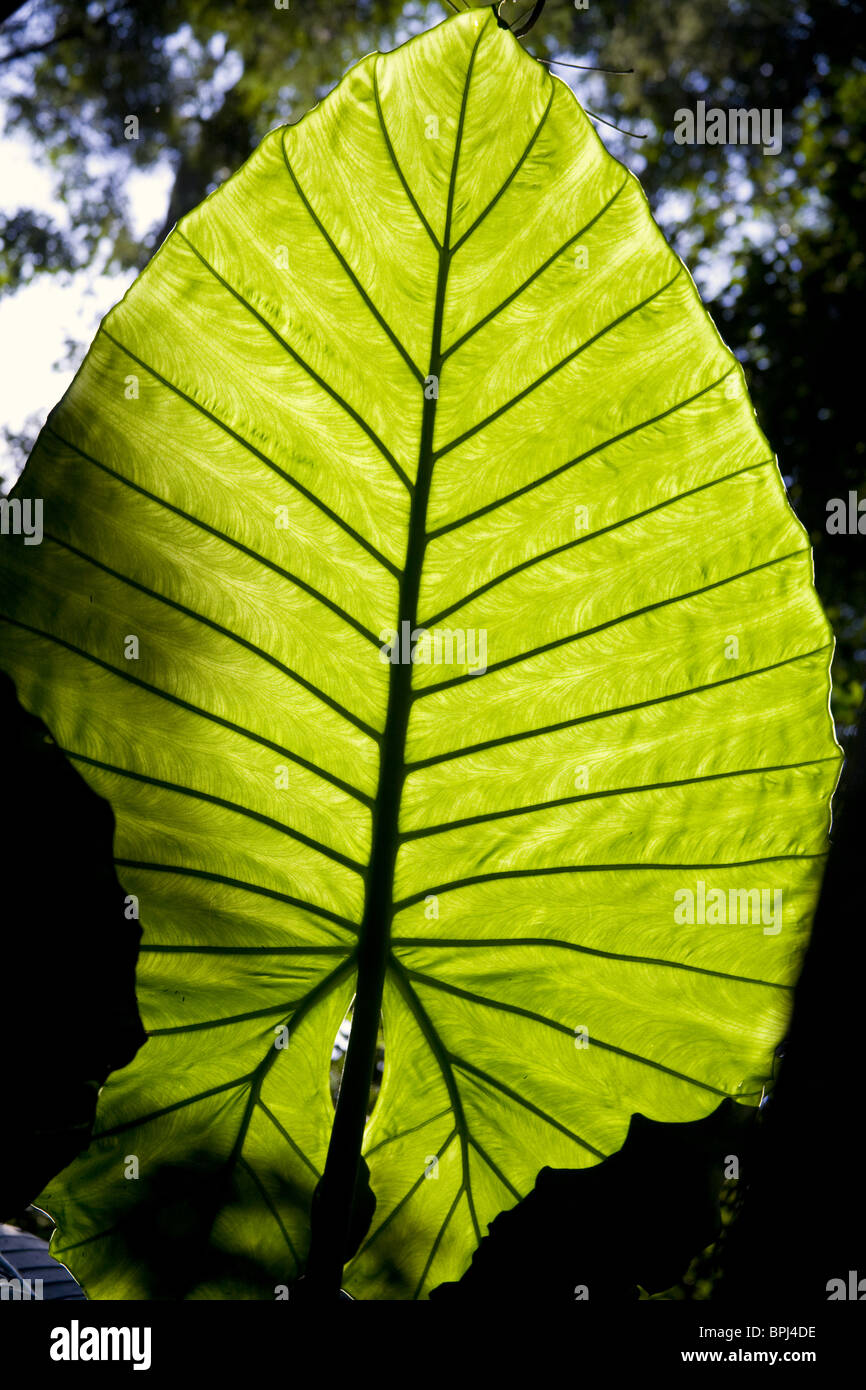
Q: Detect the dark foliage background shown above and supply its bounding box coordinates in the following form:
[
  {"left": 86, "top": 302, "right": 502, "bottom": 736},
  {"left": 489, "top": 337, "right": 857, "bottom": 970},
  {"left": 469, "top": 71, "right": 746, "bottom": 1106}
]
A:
[{"left": 1, "top": 0, "right": 863, "bottom": 1301}]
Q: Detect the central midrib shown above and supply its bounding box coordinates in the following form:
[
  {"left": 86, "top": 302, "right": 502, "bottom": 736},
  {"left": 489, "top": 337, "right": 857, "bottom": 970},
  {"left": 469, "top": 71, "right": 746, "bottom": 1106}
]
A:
[{"left": 301, "top": 32, "right": 481, "bottom": 1298}]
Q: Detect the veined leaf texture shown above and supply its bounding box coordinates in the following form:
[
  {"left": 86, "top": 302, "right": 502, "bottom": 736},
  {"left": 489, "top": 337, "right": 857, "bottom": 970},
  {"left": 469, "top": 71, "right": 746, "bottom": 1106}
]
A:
[{"left": 0, "top": 9, "right": 840, "bottom": 1298}]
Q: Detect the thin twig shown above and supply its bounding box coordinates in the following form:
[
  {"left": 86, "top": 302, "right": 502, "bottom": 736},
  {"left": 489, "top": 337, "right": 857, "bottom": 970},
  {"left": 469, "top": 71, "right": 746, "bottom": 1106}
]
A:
[
  {"left": 585, "top": 108, "right": 647, "bottom": 140},
  {"left": 498, "top": 1, "right": 546, "bottom": 40},
  {"left": 537, "top": 57, "right": 634, "bottom": 75}
]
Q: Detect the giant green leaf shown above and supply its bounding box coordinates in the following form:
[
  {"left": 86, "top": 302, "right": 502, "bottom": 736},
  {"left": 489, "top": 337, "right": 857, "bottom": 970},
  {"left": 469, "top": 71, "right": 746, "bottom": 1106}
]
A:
[{"left": 0, "top": 8, "right": 840, "bottom": 1300}]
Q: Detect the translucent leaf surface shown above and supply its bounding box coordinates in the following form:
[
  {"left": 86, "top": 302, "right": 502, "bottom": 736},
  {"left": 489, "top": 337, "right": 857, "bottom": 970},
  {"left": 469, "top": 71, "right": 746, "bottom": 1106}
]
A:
[{"left": 0, "top": 10, "right": 839, "bottom": 1299}]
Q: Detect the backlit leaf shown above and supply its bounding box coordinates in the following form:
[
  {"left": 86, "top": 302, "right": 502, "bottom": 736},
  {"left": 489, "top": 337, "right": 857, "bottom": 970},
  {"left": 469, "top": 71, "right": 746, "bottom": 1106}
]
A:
[{"left": 0, "top": 9, "right": 839, "bottom": 1299}]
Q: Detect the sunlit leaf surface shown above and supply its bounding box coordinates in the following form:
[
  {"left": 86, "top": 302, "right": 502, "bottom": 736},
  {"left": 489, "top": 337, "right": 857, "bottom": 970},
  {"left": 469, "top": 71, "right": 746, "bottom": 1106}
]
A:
[{"left": 0, "top": 9, "right": 839, "bottom": 1299}]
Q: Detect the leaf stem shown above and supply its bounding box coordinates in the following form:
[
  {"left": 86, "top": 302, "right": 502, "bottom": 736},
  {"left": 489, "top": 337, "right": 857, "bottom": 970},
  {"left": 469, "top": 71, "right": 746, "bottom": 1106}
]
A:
[
  {"left": 301, "top": 21, "right": 484, "bottom": 1298},
  {"left": 302, "top": 263, "right": 447, "bottom": 1300}
]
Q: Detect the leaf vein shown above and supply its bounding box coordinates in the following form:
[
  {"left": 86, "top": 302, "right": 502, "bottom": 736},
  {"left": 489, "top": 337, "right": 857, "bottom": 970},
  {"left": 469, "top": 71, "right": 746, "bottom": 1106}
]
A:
[
  {"left": 421, "top": 458, "right": 773, "bottom": 627},
  {"left": 45, "top": 531, "right": 380, "bottom": 743},
  {"left": 393, "top": 855, "right": 825, "bottom": 912},
  {"left": 156, "top": 247, "right": 414, "bottom": 495},
  {"left": 435, "top": 270, "right": 683, "bottom": 460},
  {"left": 64, "top": 746, "right": 365, "bottom": 874},
  {"left": 372, "top": 55, "right": 441, "bottom": 250},
  {"left": 0, "top": 614, "right": 373, "bottom": 807},
  {"left": 44, "top": 424, "right": 385, "bottom": 649},
  {"left": 405, "top": 644, "right": 836, "bottom": 769},
  {"left": 416, "top": 546, "right": 808, "bottom": 696},
  {"left": 427, "top": 365, "right": 738, "bottom": 540},
  {"left": 449, "top": 82, "right": 555, "bottom": 254},
  {"left": 281, "top": 132, "right": 425, "bottom": 385},
  {"left": 441, "top": 176, "right": 629, "bottom": 360},
  {"left": 115, "top": 858, "right": 360, "bottom": 932},
  {"left": 400, "top": 757, "right": 838, "bottom": 842}
]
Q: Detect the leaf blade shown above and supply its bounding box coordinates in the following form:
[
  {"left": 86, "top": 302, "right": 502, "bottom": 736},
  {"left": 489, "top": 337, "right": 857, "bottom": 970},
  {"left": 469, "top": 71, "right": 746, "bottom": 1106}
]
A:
[{"left": 0, "top": 9, "right": 839, "bottom": 1300}]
